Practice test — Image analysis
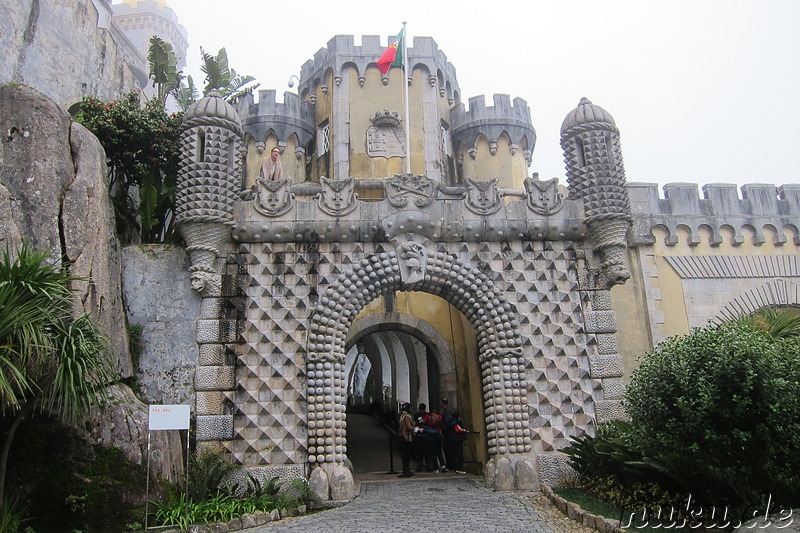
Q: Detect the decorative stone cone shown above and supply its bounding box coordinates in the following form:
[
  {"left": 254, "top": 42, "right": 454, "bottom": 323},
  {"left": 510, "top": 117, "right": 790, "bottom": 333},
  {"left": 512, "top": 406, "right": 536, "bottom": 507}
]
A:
[
  {"left": 587, "top": 217, "right": 630, "bottom": 252},
  {"left": 587, "top": 217, "right": 631, "bottom": 285},
  {"left": 179, "top": 221, "right": 230, "bottom": 272}
]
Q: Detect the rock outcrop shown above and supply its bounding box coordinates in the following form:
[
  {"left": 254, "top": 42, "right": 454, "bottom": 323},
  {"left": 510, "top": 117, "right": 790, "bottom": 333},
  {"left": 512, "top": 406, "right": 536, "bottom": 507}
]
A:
[
  {"left": 0, "top": 83, "right": 183, "bottom": 482},
  {"left": 83, "top": 384, "right": 184, "bottom": 484},
  {"left": 0, "top": 83, "right": 131, "bottom": 376}
]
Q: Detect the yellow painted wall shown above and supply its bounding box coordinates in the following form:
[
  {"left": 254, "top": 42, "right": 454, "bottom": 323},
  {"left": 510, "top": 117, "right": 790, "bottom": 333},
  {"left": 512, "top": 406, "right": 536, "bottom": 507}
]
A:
[
  {"left": 611, "top": 249, "right": 653, "bottom": 383},
  {"left": 348, "top": 66, "right": 405, "bottom": 179},
  {"left": 243, "top": 134, "right": 303, "bottom": 189},
  {"left": 340, "top": 65, "right": 454, "bottom": 181},
  {"left": 619, "top": 222, "right": 800, "bottom": 380},
  {"left": 457, "top": 134, "right": 529, "bottom": 189}
]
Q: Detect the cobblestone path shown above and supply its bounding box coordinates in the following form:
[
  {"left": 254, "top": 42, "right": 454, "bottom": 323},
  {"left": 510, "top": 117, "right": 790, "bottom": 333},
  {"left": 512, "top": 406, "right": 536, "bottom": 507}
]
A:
[{"left": 248, "top": 476, "right": 568, "bottom": 533}]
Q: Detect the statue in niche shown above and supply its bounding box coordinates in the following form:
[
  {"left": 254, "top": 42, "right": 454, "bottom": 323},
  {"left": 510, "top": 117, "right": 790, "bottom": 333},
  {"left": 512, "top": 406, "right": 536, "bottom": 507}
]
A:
[
  {"left": 464, "top": 177, "right": 502, "bottom": 216},
  {"left": 524, "top": 173, "right": 564, "bottom": 215},
  {"left": 317, "top": 176, "right": 358, "bottom": 216},
  {"left": 253, "top": 177, "right": 294, "bottom": 217},
  {"left": 398, "top": 241, "right": 427, "bottom": 284},
  {"left": 260, "top": 146, "right": 283, "bottom": 181},
  {"left": 386, "top": 173, "right": 436, "bottom": 208},
  {"left": 367, "top": 110, "right": 405, "bottom": 158}
]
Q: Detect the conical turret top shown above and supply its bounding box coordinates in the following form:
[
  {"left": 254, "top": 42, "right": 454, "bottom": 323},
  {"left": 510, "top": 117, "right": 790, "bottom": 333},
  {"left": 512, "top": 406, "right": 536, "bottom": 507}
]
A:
[
  {"left": 560, "top": 97, "right": 616, "bottom": 136},
  {"left": 183, "top": 90, "right": 242, "bottom": 133}
]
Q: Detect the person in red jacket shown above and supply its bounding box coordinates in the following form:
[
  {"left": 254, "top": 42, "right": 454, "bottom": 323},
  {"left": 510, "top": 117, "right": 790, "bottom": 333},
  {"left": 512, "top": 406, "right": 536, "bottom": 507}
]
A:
[
  {"left": 414, "top": 403, "right": 438, "bottom": 472},
  {"left": 429, "top": 407, "right": 447, "bottom": 472}
]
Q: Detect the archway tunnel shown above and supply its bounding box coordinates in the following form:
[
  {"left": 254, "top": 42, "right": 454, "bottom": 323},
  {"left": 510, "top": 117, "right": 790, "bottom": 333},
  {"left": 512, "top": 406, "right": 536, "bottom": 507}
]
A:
[{"left": 340, "top": 291, "right": 488, "bottom": 476}]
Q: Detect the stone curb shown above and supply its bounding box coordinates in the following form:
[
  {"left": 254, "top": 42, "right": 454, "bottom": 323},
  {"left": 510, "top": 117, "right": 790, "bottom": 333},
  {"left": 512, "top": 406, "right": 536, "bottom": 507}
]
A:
[
  {"left": 163, "top": 505, "right": 307, "bottom": 533},
  {"left": 540, "top": 484, "right": 625, "bottom": 533}
]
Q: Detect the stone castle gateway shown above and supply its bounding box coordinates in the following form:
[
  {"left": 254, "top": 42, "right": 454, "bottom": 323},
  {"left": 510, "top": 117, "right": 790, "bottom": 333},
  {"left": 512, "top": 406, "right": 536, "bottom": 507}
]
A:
[
  {"left": 2, "top": 0, "right": 798, "bottom": 511},
  {"left": 171, "top": 36, "right": 800, "bottom": 502},
  {"left": 173, "top": 35, "right": 659, "bottom": 501}
]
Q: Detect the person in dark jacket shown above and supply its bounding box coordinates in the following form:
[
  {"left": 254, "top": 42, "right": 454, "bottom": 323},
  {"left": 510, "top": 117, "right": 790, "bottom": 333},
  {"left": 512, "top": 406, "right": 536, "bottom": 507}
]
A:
[
  {"left": 414, "top": 403, "right": 438, "bottom": 472},
  {"left": 440, "top": 397, "right": 455, "bottom": 470},
  {"left": 448, "top": 410, "right": 469, "bottom": 473}
]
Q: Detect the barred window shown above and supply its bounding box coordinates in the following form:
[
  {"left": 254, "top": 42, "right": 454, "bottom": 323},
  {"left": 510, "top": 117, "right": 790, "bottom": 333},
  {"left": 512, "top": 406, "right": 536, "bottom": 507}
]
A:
[
  {"left": 440, "top": 123, "right": 451, "bottom": 157},
  {"left": 318, "top": 121, "right": 330, "bottom": 156}
]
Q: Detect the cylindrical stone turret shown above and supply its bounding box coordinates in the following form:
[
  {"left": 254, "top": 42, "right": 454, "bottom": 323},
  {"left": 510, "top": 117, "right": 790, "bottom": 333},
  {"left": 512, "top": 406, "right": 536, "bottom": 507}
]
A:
[
  {"left": 560, "top": 97, "right": 632, "bottom": 287},
  {"left": 175, "top": 90, "right": 244, "bottom": 286}
]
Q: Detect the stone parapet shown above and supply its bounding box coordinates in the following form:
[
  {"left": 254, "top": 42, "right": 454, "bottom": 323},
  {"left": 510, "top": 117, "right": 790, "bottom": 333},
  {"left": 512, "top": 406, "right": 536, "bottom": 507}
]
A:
[
  {"left": 298, "top": 35, "right": 460, "bottom": 100},
  {"left": 1, "top": 0, "right": 146, "bottom": 109},
  {"left": 235, "top": 90, "right": 315, "bottom": 148},
  {"left": 451, "top": 94, "right": 537, "bottom": 158},
  {"left": 629, "top": 182, "right": 800, "bottom": 246},
  {"left": 231, "top": 179, "right": 585, "bottom": 244}
]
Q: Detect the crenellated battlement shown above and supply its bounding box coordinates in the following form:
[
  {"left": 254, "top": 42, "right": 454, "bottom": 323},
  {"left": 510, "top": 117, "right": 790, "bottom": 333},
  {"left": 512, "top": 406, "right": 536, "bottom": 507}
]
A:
[
  {"left": 629, "top": 182, "right": 800, "bottom": 246},
  {"left": 450, "top": 94, "right": 536, "bottom": 154},
  {"left": 236, "top": 89, "right": 309, "bottom": 115},
  {"left": 454, "top": 94, "right": 532, "bottom": 123},
  {"left": 234, "top": 89, "right": 315, "bottom": 146},
  {"left": 297, "top": 35, "right": 459, "bottom": 95}
]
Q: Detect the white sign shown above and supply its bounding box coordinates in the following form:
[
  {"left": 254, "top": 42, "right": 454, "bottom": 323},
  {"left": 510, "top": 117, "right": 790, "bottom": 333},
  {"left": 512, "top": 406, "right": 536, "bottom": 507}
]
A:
[{"left": 148, "top": 405, "right": 190, "bottom": 431}]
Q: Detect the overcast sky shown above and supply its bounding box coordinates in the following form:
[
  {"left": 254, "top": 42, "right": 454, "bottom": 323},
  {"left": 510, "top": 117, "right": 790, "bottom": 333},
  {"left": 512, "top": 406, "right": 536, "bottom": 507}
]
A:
[{"left": 156, "top": 0, "right": 799, "bottom": 194}]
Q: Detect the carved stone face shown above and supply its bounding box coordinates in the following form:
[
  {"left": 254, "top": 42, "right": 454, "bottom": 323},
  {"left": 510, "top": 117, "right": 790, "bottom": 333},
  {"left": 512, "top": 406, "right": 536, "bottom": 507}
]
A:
[
  {"left": 189, "top": 271, "right": 222, "bottom": 296},
  {"left": 190, "top": 272, "right": 206, "bottom": 292}
]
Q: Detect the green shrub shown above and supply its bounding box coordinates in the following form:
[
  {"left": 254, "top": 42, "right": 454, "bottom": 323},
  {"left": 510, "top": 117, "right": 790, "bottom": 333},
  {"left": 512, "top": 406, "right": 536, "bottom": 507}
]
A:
[
  {"left": 150, "top": 450, "right": 306, "bottom": 529},
  {"left": 0, "top": 497, "right": 29, "bottom": 533},
  {"left": 563, "top": 421, "right": 641, "bottom": 480},
  {"left": 75, "top": 91, "right": 182, "bottom": 244},
  {"left": 623, "top": 322, "right": 800, "bottom": 505},
  {"left": 187, "top": 449, "right": 240, "bottom": 503}
]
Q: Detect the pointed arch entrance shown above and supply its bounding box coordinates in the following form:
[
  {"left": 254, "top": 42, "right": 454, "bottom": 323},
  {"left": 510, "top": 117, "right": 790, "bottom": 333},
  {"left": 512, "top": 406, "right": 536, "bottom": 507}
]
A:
[{"left": 305, "top": 249, "right": 533, "bottom": 479}]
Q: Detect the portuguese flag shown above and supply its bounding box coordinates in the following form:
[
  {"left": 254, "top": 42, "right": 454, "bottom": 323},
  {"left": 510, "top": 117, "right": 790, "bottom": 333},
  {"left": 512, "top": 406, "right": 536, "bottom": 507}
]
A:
[{"left": 377, "top": 29, "right": 404, "bottom": 74}]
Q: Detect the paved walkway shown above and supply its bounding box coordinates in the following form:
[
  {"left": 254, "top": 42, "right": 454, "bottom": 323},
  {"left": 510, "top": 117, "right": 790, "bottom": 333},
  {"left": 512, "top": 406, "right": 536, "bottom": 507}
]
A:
[
  {"left": 245, "top": 413, "right": 595, "bottom": 533},
  {"left": 249, "top": 477, "right": 555, "bottom": 533}
]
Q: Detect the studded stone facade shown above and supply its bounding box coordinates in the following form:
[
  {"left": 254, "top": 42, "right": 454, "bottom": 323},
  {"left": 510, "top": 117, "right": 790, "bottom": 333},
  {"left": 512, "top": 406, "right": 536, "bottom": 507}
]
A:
[
  {"left": 175, "top": 91, "right": 245, "bottom": 277},
  {"left": 224, "top": 239, "right": 604, "bottom": 477}
]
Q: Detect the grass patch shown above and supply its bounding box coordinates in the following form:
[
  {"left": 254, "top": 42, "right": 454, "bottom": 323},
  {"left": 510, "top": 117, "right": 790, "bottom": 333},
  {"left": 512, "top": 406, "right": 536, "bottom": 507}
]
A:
[
  {"left": 552, "top": 487, "right": 690, "bottom": 533},
  {"left": 554, "top": 487, "right": 623, "bottom": 520}
]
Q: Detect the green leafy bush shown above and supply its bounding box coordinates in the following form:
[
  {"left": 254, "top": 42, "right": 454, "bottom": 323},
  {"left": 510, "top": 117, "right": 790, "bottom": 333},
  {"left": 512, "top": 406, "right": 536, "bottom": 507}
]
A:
[
  {"left": 623, "top": 322, "right": 800, "bottom": 505},
  {"left": 75, "top": 91, "right": 183, "bottom": 244},
  {"left": 186, "top": 449, "right": 239, "bottom": 503},
  {"left": 151, "top": 449, "right": 306, "bottom": 529},
  {"left": 0, "top": 497, "right": 29, "bottom": 533}
]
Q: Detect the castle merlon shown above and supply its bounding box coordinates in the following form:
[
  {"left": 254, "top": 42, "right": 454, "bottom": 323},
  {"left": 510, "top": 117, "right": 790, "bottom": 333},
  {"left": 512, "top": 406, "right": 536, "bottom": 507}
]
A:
[
  {"left": 629, "top": 182, "right": 800, "bottom": 246},
  {"left": 298, "top": 35, "right": 459, "bottom": 96},
  {"left": 450, "top": 94, "right": 536, "bottom": 151},
  {"left": 235, "top": 90, "right": 315, "bottom": 146}
]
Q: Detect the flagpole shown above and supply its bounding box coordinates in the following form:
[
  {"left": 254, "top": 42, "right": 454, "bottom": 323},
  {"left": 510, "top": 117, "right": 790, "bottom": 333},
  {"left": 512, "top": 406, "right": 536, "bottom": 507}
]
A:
[{"left": 402, "top": 21, "right": 411, "bottom": 175}]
